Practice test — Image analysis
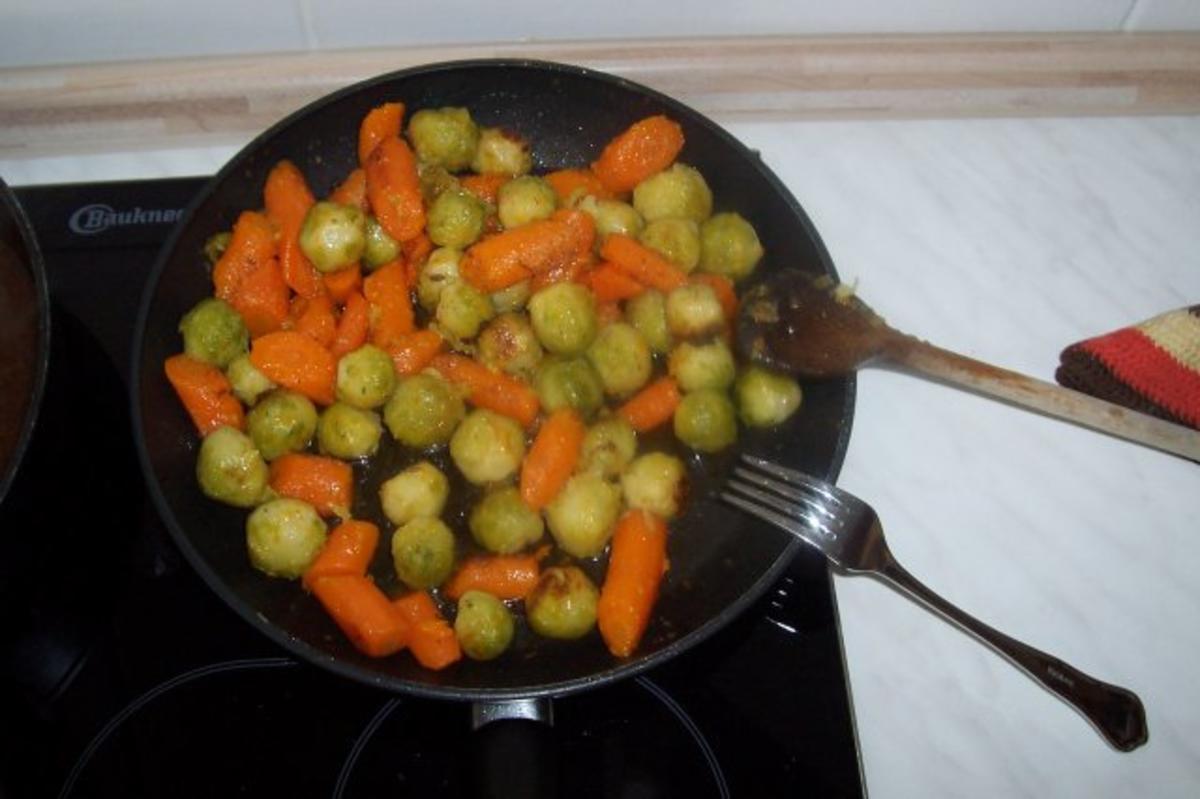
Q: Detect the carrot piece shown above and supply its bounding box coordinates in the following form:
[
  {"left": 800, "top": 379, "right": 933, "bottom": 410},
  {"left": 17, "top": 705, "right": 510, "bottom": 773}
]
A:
[
  {"left": 302, "top": 519, "right": 380, "bottom": 591},
  {"left": 459, "top": 173, "right": 508, "bottom": 206},
  {"left": 311, "top": 575, "right": 409, "bottom": 658},
  {"left": 600, "top": 234, "right": 688, "bottom": 293},
  {"left": 212, "top": 211, "right": 277, "bottom": 302},
  {"left": 264, "top": 160, "right": 325, "bottom": 300},
  {"left": 597, "top": 509, "right": 669, "bottom": 658},
  {"left": 291, "top": 293, "right": 338, "bottom": 349},
  {"left": 691, "top": 273, "right": 738, "bottom": 323},
  {"left": 329, "top": 167, "right": 369, "bottom": 211},
  {"left": 164, "top": 354, "right": 244, "bottom": 435},
  {"left": 391, "top": 591, "right": 461, "bottom": 670},
  {"left": 592, "top": 115, "right": 685, "bottom": 194},
  {"left": 331, "top": 291, "right": 371, "bottom": 358},
  {"left": 391, "top": 590, "right": 441, "bottom": 626},
  {"left": 529, "top": 252, "right": 593, "bottom": 293},
  {"left": 323, "top": 264, "right": 363, "bottom": 304},
  {"left": 250, "top": 330, "right": 337, "bottom": 406},
  {"left": 230, "top": 256, "right": 290, "bottom": 338},
  {"left": 443, "top": 553, "right": 542, "bottom": 602},
  {"left": 520, "top": 408, "right": 586, "bottom": 510},
  {"left": 401, "top": 232, "right": 433, "bottom": 277},
  {"left": 387, "top": 329, "right": 444, "bottom": 376},
  {"left": 362, "top": 259, "right": 415, "bottom": 350},
  {"left": 543, "top": 168, "right": 612, "bottom": 205},
  {"left": 459, "top": 209, "right": 595, "bottom": 293},
  {"left": 268, "top": 453, "right": 353, "bottom": 517},
  {"left": 358, "top": 101, "right": 405, "bottom": 166},
  {"left": 583, "top": 261, "right": 646, "bottom": 303},
  {"left": 617, "top": 376, "right": 681, "bottom": 433},
  {"left": 366, "top": 135, "right": 425, "bottom": 243},
  {"left": 430, "top": 353, "right": 540, "bottom": 428}
]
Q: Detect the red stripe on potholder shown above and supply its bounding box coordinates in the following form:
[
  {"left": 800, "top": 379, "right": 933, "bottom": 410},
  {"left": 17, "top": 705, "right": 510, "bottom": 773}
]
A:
[{"left": 1080, "top": 327, "right": 1200, "bottom": 428}]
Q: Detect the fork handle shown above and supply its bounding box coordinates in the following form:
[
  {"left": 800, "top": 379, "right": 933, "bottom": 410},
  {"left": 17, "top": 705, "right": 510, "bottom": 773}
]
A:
[{"left": 874, "top": 556, "right": 1148, "bottom": 751}]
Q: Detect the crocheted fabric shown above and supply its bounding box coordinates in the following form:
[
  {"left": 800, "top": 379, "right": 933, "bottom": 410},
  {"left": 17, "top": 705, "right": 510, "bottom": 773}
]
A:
[{"left": 1056, "top": 306, "right": 1200, "bottom": 430}]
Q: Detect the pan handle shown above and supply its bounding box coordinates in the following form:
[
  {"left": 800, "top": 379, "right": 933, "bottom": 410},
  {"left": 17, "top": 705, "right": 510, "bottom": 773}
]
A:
[{"left": 471, "top": 699, "right": 558, "bottom": 799}]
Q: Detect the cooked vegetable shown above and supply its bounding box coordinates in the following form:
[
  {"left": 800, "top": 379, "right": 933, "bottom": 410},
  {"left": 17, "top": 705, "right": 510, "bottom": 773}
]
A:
[
  {"left": 449, "top": 408, "right": 527, "bottom": 485},
  {"left": 497, "top": 175, "right": 557, "bottom": 230},
  {"left": 334, "top": 343, "right": 396, "bottom": 410},
  {"left": 545, "top": 473, "right": 622, "bottom": 558},
  {"left": 196, "top": 425, "right": 269, "bottom": 508},
  {"left": 521, "top": 408, "right": 586, "bottom": 511},
  {"left": 427, "top": 189, "right": 486, "bottom": 249},
  {"left": 435, "top": 279, "right": 494, "bottom": 340},
  {"left": 407, "top": 106, "right": 480, "bottom": 172},
  {"left": 392, "top": 591, "right": 462, "bottom": 670},
  {"left": 212, "top": 210, "right": 275, "bottom": 302},
  {"left": 638, "top": 218, "right": 701, "bottom": 272},
  {"left": 489, "top": 279, "right": 532, "bottom": 314},
  {"left": 472, "top": 127, "right": 532, "bottom": 176},
  {"left": 246, "top": 497, "right": 327, "bottom": 578},
  {"left": 583, "top": 262, "right": 645, "bottom": 304},
  {"left": 545, "top": 168, "right": 612, "bottom": 206},
  {"left": 291, "top": 293, "right": 337, "bottom": 349},
  {"left": 597, "top": 509, "right": 668, "bottom": 657},
  {"left": 298, "top": 201, "right": 367, "bottom": 274},
  {"left": 391, "top": 516, "right": 457, "bottom": 589},
  {"left": 263, "top": 160, "right": 323, "bottom": 301},
  {"left": 632, "top": 163, "right": 712, "bottom": 223},
  {"left": 380, "top": 460, "right": 450, "bottom": 526},
  {"left": 468, "top": 486, "right": 545, "bottom": 554},
  {"left": 668, "top": 339, "right": 736, "bottom": 393},
  {"left": 621, "top": 452, "right": 686, "bottom": 519},
  {"left": 477, "top": 312, "right": 544, "bottom": 379},
  {"left": 691, "top": 273, "right": 738, "bottom": 323},
  {"left": 166, "top": 354, "right": 244, "bottom": 435},
  {"left": 366, "top": 135, "right": 425, "bottom": 243},
  {"left": 586, "top": 322, "right": 652, "bottom": 398},
  {"left": 249, "top": 330, "right": 336, "bottom": 406},
  {"left": 617, "top": 376, "right": 681, "bottom": 433},
  {"left": 268, "top": 453, "right": 353, "bottom": 518},
  {"left": 601, "top": 233, "right": 688, "bottom": 294},
  {"left": 624, "top": 289, "right": 672, "bottom": 354},
  {"left": 245, "top": 389, "right": 318, "bottom": 460},
  {"left": 226, "top": 354, "right": 275, "bottom": 406},
  {"left": 673, "top": 388, "right": 737, "bottom": 452},
  {"left": 317, "top": 402, "right": 382, "bottom": 459},
  {"left": 417, "top": 247, "right": 462, "bottom": 312},
  {"left": 444, "top": 551, "right": 542, "bottom": 600},
  {"left": 331, "top": 291, "right": 371, "bottom": 359},
  {"left": 578, "top": 417, "right": 637, "bottom": 479},
  {"left": 325, "top": 262, "right": 364, "bottom": 303},
  {"left": 575, "top": 195, "right": 643, "bottom": 240},
  {"left": 454, "top": 590, "right": 515, "bottom": 661},
  {"left": 358, "top": 101, "right": 405, "bottom": 165},
  {"left": 528, "top": 282, "right": 597, "bottom": 356},
  {"left": 303, "top": 519, "right": 380, "bottom": 590},
  {"left": 204, "top": 231, "right": 231, "bottom": 265},
  {"left": 665, "top": 283, "right": 725, "bottom": 339},
  {"left": 526, "top": 566, "right": 599, "bottom": 640},
  {"left": 735, "top": 365, "right": 803, "bottom": 427},
  {"left": 330, "top": 168, "right": 368, "bottom": 211},
  {"left": 592, "top": 115, "right": 685, "bottom": 194},
  {"left": 179, "top": 298, "right": 248, "bottom": 369},
  {"left": 384, "top": 372, "right": 466, "bottom": 448},
  {"left": 362, "top": 260, "right": 415, "bottom": 351},
  {"left": 458, "top": 209, "right": 594, "bottom": 293},
  {"left": 699, "top": 212, "right": 763, "bottom": 282},
  {"left": 432, "top": 353, "right": 540, "bottom": 428},
  {"left": 534, "top": 356, "right": 604, "bottom": 418},
  {"left": 363, "top": 215, "right": 401, "bottom": 268},
  {"left": 310, "top": 573, "right": 408, "bottom": 657},
  {"left": 387, "top": 329, "right": 444, "bottom": 376}
]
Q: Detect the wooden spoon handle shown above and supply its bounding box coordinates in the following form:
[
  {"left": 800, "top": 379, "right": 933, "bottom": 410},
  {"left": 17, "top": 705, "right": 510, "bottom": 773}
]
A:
[{"left": 883, "top": 336, "right": 1200, "bottom": 461}]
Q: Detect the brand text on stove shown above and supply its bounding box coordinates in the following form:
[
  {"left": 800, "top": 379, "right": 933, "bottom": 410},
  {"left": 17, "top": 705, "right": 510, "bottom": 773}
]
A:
[{"left": 68, "top": 203, "right": 184, "bottom": 235}]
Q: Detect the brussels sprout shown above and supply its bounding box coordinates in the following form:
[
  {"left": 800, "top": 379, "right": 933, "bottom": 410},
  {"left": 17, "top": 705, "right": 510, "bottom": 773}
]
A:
[
  {"left": 471, "top": 127, "right": 532, "bottom": 176},
  {"left": 668, "top": 339, "right": 736, "bottom": 393},
  {"left": 477, "top": 313, "right": 544, "bottom": 380},
  {"left": 336, "top": 344, "right": 396, "bottom": 409},
  {"left": 417, "top": 247, "right": 462, "bottom": 313},
  {"left": 735, "top": 365, "right": 803, "bottom": 427},
  {"left": 427, "top": 190, "right": 486, "bottom": 249},
  {"left": 545, "top": 473, "right": 622, "bottom": 558},
  {"left": 632, "top": 164, "right": 713, "bottom": 223},
  {"left": 226, "top": 354, "right": 275, "bottom": 406},
  {"left": 317, "top": 402, "right": 382, "bottom": 459},
  {"left": 246, "top": 498, "right": 326, "bottom": 579},
  {"left": 621, "top": 452, "right": 687, "bottom": 519},
  {"left": 665, "top": 283, "right": 725, "bottom": 340},
  {"left": 586, "top": 322, "right": 652, "bottom": 398},
  {"left": 384, "top": 373, "right": 466, "bottom": 448},
  {"left": 528, "top": 282, "right": 597, "bottom": 356},
  {"left": 436, "top": 279, "right": 494, "bottom": 341},
  {"left": 299, "top": 201, "right": 367, "bottom": 274},
  {"left": 204, "top": 231, "right": 231, "bottom": 265},
  {"left": 391, "top": 517, "right": 456, "bottom": 589},
  {"left": 418, "top": 162, "right": 459, "bottom": 203},
  {"left": 624, "top": 290, "right": 672, "bottom": 354},
  {"left": 638, "top": 218, "right": 701, "bottom": 272},
  {"left": 179, "top": 297, "right": 247, "bottom": 369},
  {"left": 469, "top": 485, "right": 544, "bottom": 554},
  {"left": 407, "top": 107, "right": 479, "bottom": 172},
  {"left": 454, "top": 591, "right": 515, "bottom": 661},
  {"left": 699, "top": 212, "right": 764, "bottom": 282},
  {"left": 576, "top": 195, "right": 643, "bottom": 240},
  {"left": 497, "top": 176, "right": 557, "bottom": 229},
  {"left": 526, "top": 566, "right": 600, "bottom": 640},
  {"left": 196, "top": 426, "right": 270, "bottom": 508},
  {"left": 673, "top": 389, "right": 738, "bottom": 453},
  {"left": 578, "top": 417, "right": 637, "bottom": 480},
  {"left": 534, "top": 357, "right": 604, "bottom": 419},
  {"left": 489, "top": 279, "right": 532, "bottom": 314},
  {"left": 363, "top": 215, "right": 401, "bottom": 269},
  {"left": 380, "top": 461, "right": 450, "bottom": 526},
  {"left": 246, "top": 389, "right": 318, "bottom": 461},
  {"left": 449, "top": 409, "right": 526, "bottom": 485}
]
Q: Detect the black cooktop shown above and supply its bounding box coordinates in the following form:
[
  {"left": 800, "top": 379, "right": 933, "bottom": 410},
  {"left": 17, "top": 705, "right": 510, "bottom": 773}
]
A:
[{"left": 0, "top": 177, "right": 863, "bottom": 798}]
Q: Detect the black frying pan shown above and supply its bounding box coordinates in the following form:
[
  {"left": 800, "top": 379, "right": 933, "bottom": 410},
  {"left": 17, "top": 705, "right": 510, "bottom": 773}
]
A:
[{"left": 132, "top": 60, "right": 854, "bottom": 702}]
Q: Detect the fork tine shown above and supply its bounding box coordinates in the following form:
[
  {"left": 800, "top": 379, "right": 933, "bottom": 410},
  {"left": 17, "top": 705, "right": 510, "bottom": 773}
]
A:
[
  {"left": 739, "top": 454, "right": 843, "bottom": 507},
  {"left": 732, "top": 466, "right": 834, "bottom": 519},
  {"left": 725, "top": 478, "right": 835, "bottom": 539}
]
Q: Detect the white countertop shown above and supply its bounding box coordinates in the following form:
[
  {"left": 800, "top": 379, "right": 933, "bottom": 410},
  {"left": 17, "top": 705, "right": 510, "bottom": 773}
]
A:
[{"left": 4, "top": 113, "right": 1198, "bottom": 797}]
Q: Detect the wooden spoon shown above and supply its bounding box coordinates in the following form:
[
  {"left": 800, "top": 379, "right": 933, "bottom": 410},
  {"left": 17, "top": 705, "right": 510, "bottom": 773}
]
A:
[{"left": 737, "top": 270, "right": 1200, "bottom": 461}]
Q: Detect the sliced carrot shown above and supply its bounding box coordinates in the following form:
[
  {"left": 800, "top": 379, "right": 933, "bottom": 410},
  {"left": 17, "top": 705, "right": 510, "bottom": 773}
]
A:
[
  {"left": 230, "top": 256, "right": 290, "bottom": 338},
  {"left": 520, "top": 408, "right": 586, "bottom": 510},
  {"left": 212, "top": 211, "right": 277, "bottom": 302},
  {"left": 401, "top": 232, "right": 433, "bottom": 277},
  {"left": 459, "top": 209, "right": 595, "bottom": 293},
  {"left": 592, "top": 115, "right": 685, "bottom": 194},
  {"left": 459, "top": 173, "right": 508, "bottom": 206},
  {"left": 443, "top": 553, "right": 542, "bottom": 602},
  {"left": 583, "top": 261, "right": 646, "bottom": 303},
  {"left": 366, "top": 135, "right": 425, "bottom": 243},
  {"left": 362, "top": 259, "right": 415, "bottom": 350},
  {"left": 323, "top": 264, "right": 363, "bottom": 304},
  {"left": 311, "top": 575, "right": 409, "bottom": 658},
  {"left": 269, "top": 453, "right": 353, "bottom": 517},
  {"left": 600, "top": 234, "right": 688, "bottom": 293},
  {"left": 302, "top": 519, "right": 380, "bottom": 591},
  {"left": 597, "top": 509, "right": 669, "bottom": 658},
  {"left": 249, "top": 330, "right": 337, "bottom": 406},
  {"left": 291, "top": 293, "right": 338, "bottom": 349},
  {"left": 331, "top": 291, "right": 371, "bottom": 358},
  {"left": 358, "top": 101, "right": 405, "bottom": 166},
  {"left": 391, "top": 591, "right": 461, "bottom": 670},
  {"left": 329, "top": 167, "right": 369, "bottom": 211},
  {"left": 543, "top": 168, "right": 612, "bottom": 205},
  {"left": 264, "top": 160, "right": 325, "bottom": 299},
  {"left": 430, "top": 353, "right": 540, "bottom": 428},
  {"left": 387, "top": 329, "right": 444, "bottom": 376},
  {"left": 617, "top": 376, "right": 681, "bottom": 433},
  {"left": 164, "top": 354, "right": 244, "bottom": 435},
  {"left": 691, "top": 273, "right": 738, "bottom": 323},
  {"left": 529, "top": 251, "right": 593, "bottom": 293},
  {"left": 391, "top": 590, "right": 442, "bottom": 626}
]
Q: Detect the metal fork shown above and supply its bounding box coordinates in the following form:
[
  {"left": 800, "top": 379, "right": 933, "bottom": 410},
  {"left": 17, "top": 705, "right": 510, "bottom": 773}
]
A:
[{"left": 722, "top": 454, "right": 1148, "bottom": 752}]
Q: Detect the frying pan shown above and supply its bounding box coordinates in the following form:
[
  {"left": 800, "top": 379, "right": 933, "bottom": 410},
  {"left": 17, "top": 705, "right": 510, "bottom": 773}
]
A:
[{"left": 132, "top": 60, "right": 854, "bottom": 702}]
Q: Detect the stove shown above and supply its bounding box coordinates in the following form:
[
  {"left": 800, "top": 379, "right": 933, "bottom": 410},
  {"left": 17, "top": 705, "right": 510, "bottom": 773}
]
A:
[{"left": 0, "top": 177, "right": 864, "bottom": 798}]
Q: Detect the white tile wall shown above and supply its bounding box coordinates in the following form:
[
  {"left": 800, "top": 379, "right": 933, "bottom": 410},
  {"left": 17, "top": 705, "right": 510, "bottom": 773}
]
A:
[{"left": 1124, "top": 0, "right": 1200, "bottom": 29}]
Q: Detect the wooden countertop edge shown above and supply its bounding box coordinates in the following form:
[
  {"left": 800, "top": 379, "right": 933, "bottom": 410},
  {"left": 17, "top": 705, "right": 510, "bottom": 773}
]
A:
[{"left": 2, "top": 32, "right": 1199, "bottom": 158}]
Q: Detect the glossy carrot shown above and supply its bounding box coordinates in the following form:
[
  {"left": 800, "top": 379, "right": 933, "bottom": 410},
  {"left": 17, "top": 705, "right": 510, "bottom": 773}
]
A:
[
  {"left": 592, "top": 115, "right": 685, "bottom": 194},
  {"left": 401, "top": 232, "right": 433, "bottom": 277},
  {"left": 249, "top": 330, "right": 337, "bottom": 406},
  {"left": 269, "top": 453, "right": 354, "bottom": 517},
  {"left": 264, "top": 160, "right": 325, "bottom": 299},
  {"left": 362, "top": 259, "right": 415, "bottom": 350},
  {"left": 600, "top": 234, "right": 688, "bottom": 293},
  {"left": 230, "top": 256, "right": 290, "bottom": 338},
  {"left": 290, "top": 294, "right": 337, "bottom": 349},
  {"left": 329, "top": 167, "right": 368, "bottom": 211},
  {"left": 387, "top": 329, "right": 444, "bottom": 376},
  {"left": 322, "top": 264, "right": 363, "bottom": 304},
  {"left": 520, "top": 408, "right": 586, "bottom": 510},
  {"left": 529, "top": 252, "right": 593, "bottom": 293},
  {"left": 331, "top": 291, "right": 370, "bottom": 358},
  {"left": 583, "top": 261, "right": 646, "bottom": 303},
  {"left": 164, "top": 354, "right": 244, "bottom": 435},
  {"left": 443, "top": 553, "right": 542, "bottom": 601},
  {"left": 311, "top": 575, "right": 409, "bottom": 658},
  {"left": 617, "top": 376, "right": 681, "bottom": 432},
  {"left": 366, "top": 135, "right": 425, "bottom": 243},
  {"left": 459, "top": 173, "right": 508, "bottom": 206},
  {"left": 391, "top": 590, "right": 441, "bottom": 626},
  {"left": 459, "top": 209, "right": 595, "bottom": 293},
  {"left": 358, "top": 101, "right": 405, "bottom": 166},
  {"left": 391, "top": 591, "right": 461, "bottom": 670},
  {"left": 212, "top": 211, "right": 276, "bottom": 302},
  {"left": 597, "top": 509, "right": 669, "bottom": 658},
  {"left": 430, "top": 353, "right": 540, "bottom": 427},
  {"left": 543, "top": 168, "right": 612, "bottom": 205},
  {"left": 691, "top": 273, "right": 737, "bottom": 323},
  {"left": 302, "top": 519, "right": 380, "bottom": 591}
]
